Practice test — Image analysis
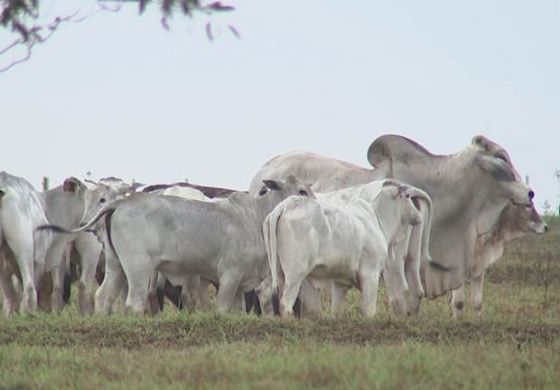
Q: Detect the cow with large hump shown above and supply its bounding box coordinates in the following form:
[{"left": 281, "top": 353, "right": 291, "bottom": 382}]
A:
[
  {"left": 449, "top": 201, "right": 547, "bottom": 318},
  {"left": 43, "top": 175, "right": 314, "bottom": 314},
  {"left": 249, "top": 134, "right": 534, "bottom": 316},
  {"left": 264, "top": 180, "right": 424, "bottom": 317}
]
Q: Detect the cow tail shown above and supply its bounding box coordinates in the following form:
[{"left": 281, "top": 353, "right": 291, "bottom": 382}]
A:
[
  {"left": 36, "top": 204, "right": 117, "bottom": 235},
  {"left": 104, "top": 207, "right": 118, "bottom": 259},
  {"left": 408, "top": 188, "right": 450, "bottom": 272},
  {"left": 264, "top": 207, "right": 282, "bottom": 315}
]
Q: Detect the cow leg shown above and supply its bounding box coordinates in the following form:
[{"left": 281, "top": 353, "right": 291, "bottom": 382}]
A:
[
  {"left": 14, "top": 248, "right": 37, "bottom": 314},
  {"left": 404, "top": 227, "right": 424, "bottom": 317},
  {"left": 37, "top": 271, "right": 53, "bottom": 312},
  {"left": 359, "top": 268, "right": 381, "bottom": 318},
  {"left": 50, "top": 264, "right": 66, "bottom": 313},
  {"left": 299, "top": 279, "right": 322, "bottom": 317},
  {"left": 125, "top": 279, "right": 150, "bottom": 315},
  {"left": 146, "top": 272, "right": 161, "bottom": 316},
  {"left": 198, "top": 278, "right": 212, "bottom": 310},
  {"left": 279, "top": 274, "right": 305, "bottom": 317},
  {"left": 123, "top": 257, "right": 155, "bottom": 315},
  {"left": 216, "top": 275, "right": 242, "bottom": 312},
  {"left": 255, "top": 277, "right": 274, "bottom": 315},
  {"left": 181, "top": 275, "right": 200, "bottom": 310},
  {"left": 0, "top": 260, "right": 19, "bottom": 316},
  {"left": 471, "top": 272, "right": 485, "bottom": 316},
  {"left": 383, "top": 263, "right": 409, "bottom": 319},
  {"left": 449, "top": 284, "right": 465, "bottom": 319},
  {"left": 77, "top": 258, "right": 98, "bottom": 316},
  {"left": 75, "top": 233, "right": 102, "bottom": 315},
  {"left": 94, "top": 252, "right": 126, "bottom": 315},
  {"left": 234, "top": 289, "right": 246, "bottom": 312},
  {"left": 331, "top": 281, "right": 351, "bottom": 316}
]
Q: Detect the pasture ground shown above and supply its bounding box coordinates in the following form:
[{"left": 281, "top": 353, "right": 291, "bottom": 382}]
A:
[{"left": 1, "top": 217, "right": 559, "bottom": 389}]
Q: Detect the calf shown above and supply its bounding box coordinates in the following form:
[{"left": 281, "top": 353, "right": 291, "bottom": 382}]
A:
[
  {"left": 449, "top": 202, "right": 547, "bottom": 317},
  {"left": 264, "top": 180, "right": 424, "bottom": 317}
]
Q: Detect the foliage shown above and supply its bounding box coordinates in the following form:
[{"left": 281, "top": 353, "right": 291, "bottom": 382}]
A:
[{"left": 0, "top": 0, "right": 235, "bottom": 71}]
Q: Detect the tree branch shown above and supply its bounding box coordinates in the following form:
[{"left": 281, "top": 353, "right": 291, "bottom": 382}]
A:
[{"left": 0, "top": 10, "right": 88, "bottom": 73}]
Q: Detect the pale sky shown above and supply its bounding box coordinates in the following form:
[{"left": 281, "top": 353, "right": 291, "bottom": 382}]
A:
[{"left": 1, "top": 0, "right": 559, "bottom": 211}]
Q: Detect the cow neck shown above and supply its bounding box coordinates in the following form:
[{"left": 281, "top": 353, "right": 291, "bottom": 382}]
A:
[
  {"left": 392, "top": 147, "right": 492, "bottom": 223},
  {"left": 254, "top": 193, "right": 281, "bottom": 225}
]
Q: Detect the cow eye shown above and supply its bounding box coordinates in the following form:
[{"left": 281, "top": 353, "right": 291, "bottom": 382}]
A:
[
  {"left": 495, "top": 154, "right": 508, "bottom": 163},
  {"left": 100, "top": 198, "right": 106, "bottom": 203},
  {"left": 299, "top": 190, "right": 308, "bottom": 196},
  {"left": 258, "top": 188, "right": 268, "bottom": 196}
]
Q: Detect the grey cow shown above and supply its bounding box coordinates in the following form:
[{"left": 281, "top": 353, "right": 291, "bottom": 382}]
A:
[
  {"left": 249, "top": 135, "right": 534, "bottom": 315},
  {"left": 46, "top": 175, "right": 314, "bottom": 314}
]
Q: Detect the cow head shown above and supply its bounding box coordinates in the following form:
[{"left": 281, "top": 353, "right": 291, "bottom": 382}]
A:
[
  {"left": 80, "top": 178, "right": 133, "bottom": 225},
  {"left": 256, "top": 175, "right": 316, "bottom": 217},
  {"left": 259, "top": 175, "right": 315, "bottom": 198},
  {"left": 377, "top": 181, "right": 423, "bottom": 228},
  {"left": 471, "top": 135, "right": 533, "bottom": 207},
  {"left": 499, "top": 201, "right": 548, "bottom": 238}
]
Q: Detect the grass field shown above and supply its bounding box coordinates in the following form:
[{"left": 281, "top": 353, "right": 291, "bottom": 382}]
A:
[{"left": 1, "top": 217, "right": 559, "bottom": 389}]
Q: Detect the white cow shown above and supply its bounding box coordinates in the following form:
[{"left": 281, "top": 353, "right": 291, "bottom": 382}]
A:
[
  {"left": 0, "top": 172, "right": 96, "bottom": 315},
  {"left": 264, "top": 180, "right": 423, "bottom": 317},
  {"left": 154, "top": 184, "right": 216, "bottom": 312},
  {"left": 0, "top": 172, "right": 54, "bottom": 315},
  {"left": 66, "top": 177, "right": 133, "bottom": 314},
  {"left": 43, "top": 176, "right": 314, "bottom": 314},
  {"left": 250, "top": 134, "right": 534, "bottom": 315},
  {"left": 319, "top": 180, "right": 435, "bottom": 317},
  {"left": 449, "top": 201, "right": 547, "bottom": 317}
]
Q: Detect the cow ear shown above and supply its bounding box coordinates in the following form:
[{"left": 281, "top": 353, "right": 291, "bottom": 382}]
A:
[
  {"left": 475, "top": 155, "right": 515, "bottom": 182},
  {"left": 411, "top": 196, "right": 421, "bottom": 211},
  {"left": 262, "top": 180, "right": 282, "bottom": 191},
  {"left": 83, "top": 179, "right": 97, "bottom": 191},
  {"left": 63, "top": 177, "right": 82, "bottom": 193}
]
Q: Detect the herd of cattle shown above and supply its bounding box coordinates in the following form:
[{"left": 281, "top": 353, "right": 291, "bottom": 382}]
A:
[{"left": 0, "top": 134, "right": 548, "bottom": 320}]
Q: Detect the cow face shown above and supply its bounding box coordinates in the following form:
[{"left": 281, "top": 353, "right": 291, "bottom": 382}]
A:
[
  {"left": 257, "top": 175, "right": 316, "bottom": 216},
  {"left": 472, "top": 135, "right": 533, "bottom": 207},
  {"left": 500, "top": 201, "right": 548, "bottom": 236},
  {"left": 374, "top": 184, "right": 423, "bottom": 236},
  {"left": 384, "top": 185, "right": 423, "bottom": 227},
  {"left": 259, "top": 175, "right": 315, "bottom": 199},
  {"left": 80, "top": 178, "right": 133, "bottom": 225},
  {"left": 80, "top": 183, "right": 120, "bottom": 225}
]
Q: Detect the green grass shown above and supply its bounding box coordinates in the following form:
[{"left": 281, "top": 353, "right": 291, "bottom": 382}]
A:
[{"left": 0, "top": 217, "right": 559, "bottom": 388}]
